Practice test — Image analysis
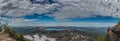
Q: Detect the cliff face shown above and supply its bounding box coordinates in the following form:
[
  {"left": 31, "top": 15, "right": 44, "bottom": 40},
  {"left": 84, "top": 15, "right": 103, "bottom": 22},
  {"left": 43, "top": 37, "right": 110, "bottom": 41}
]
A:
[{"left": 106, "top": 24, "right": 120, "bottom": 41}]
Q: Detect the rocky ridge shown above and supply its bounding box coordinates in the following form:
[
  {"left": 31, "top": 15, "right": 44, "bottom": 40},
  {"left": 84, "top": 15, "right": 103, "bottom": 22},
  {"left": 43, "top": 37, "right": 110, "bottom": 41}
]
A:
[{"left": 106, "top": 22, "right": 120, "bottom": 41}]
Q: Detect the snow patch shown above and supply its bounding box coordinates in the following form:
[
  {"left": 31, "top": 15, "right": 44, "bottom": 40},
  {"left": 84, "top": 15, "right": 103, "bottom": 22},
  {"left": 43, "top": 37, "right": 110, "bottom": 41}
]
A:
[{"left": 24, "top": 34, "right": 56, "bottom": 41}]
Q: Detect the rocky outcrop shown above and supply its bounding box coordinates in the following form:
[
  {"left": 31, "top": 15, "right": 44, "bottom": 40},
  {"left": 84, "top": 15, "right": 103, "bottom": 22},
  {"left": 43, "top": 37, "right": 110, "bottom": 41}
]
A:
[
  {"left": 55, "top": 30, "right": 95, "bottom": 41},
  {"left": 106, "top": 24, "right": 120, "bottom": 41},
  {"left": 0, "top": 32, "right": 17, "bottom": 41},
  {"left": 0, "top": 24, "right": 30, "bottom": 41}
]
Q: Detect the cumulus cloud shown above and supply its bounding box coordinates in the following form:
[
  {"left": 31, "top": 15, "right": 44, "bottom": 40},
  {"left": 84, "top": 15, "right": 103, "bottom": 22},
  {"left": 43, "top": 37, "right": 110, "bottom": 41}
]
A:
[
  {"left": 52, "top": 0, "right": 120, "bottom": 20},
  {"left": 0, "top": 0, "right": 60, "bottom": 24},
  {"left": 0, "top": 0, "right": 60, "bottom": 17},
  {"left": 0, "top": 17, "right": 37, "bottom": 25},
  {"left": 0, "top": 0, "right": 120, "bottom": 20},
  {"left": 0, "top": 0, "right": 120, "bottom": 26}
]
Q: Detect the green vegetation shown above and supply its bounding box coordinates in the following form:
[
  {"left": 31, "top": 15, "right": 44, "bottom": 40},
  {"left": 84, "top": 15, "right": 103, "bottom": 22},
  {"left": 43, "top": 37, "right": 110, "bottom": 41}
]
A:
[
  {"left": 117, "top": 21, "right": 120, "bottom": 25},
  {"left": 0, "top": 23, "right": 30, "bottom": 41},
  {"left": 96, "top": 35, "right": 106, "bottom": 41}
]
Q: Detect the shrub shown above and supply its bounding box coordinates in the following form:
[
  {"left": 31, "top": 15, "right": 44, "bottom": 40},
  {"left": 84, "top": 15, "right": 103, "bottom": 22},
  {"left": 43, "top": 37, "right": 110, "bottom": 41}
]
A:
[{"left": 96, "top": 36, "right": 106, "bottom": 41}]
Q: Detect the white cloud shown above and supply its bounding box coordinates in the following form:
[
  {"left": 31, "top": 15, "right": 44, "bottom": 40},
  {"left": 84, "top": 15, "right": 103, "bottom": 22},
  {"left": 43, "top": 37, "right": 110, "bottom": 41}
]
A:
[
  {"left": 0, "top": 17, "right": 37, "bottom": 26},
  {"left": 0, "top": 0, "right": 59, "bottom": 25},
  {"left": 0, "top": 0, "right": 60, "bottom": 17},
  {"left": 0, "top": 0, "right": 120, "bottom": 26},
  {"left": 52, "top": 0, "right": 120, "bottom": 20},
  {"left": 0, "top": 0, "right": 120, "bottom": 19}
]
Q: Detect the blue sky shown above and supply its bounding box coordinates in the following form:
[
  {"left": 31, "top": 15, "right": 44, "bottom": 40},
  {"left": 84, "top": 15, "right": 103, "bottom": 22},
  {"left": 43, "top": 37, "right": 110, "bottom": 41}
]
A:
[
  {"left": 24, "top": 13, "right": 119, "bottom": 23},
  {"left": 0, "top": 0, "right": 120, "bottom": 27},
  {"left": 20, "top": 13, "right": 119, "bottom": 27}
]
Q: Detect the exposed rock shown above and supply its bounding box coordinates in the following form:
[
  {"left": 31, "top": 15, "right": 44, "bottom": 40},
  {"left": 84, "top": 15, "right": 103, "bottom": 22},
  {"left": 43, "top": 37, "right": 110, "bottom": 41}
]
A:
[
  {"left": 55, "top": 30, "right": 95, "bottom": 41},
  {"left": 0, "top": 32, "right": 16, "bottom": 41},
  {"left": 106, "top": 23, "right": 120, "bottom": 41},
  {"left": 0, "top": 24, "right": 30, "bottom": 41}
]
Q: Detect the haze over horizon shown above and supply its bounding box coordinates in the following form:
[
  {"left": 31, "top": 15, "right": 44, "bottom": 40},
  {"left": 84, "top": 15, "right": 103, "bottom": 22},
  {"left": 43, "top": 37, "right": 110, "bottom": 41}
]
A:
[{"left": 0, "top": 0, "right": 120, "bottom": 27}]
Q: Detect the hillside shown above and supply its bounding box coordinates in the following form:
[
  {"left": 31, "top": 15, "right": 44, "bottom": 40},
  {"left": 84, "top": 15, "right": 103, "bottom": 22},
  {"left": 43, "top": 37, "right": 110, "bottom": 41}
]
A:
[
  {"left": 0, "top": 32, "right": 16, "bottom": 41},
  {"left": 0, "top": 24, "right": 30, "bottom": 41},
  {"left": 106, "top": 22, "right": 120, "bottom": 41}
]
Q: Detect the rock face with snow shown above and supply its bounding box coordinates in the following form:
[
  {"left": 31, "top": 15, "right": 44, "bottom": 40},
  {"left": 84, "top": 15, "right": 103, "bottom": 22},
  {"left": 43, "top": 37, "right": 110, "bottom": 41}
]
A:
[
  {"left": 24, "top": 30, "right": 95, "bottom": 41},
  {"left": 106, "top": 23, "right": 120, "bottom": 41},
  {"left": 56, "top": 30, "right": 95, "bottom": 41},
  {"left": 24, "top": 34, "right": 56, "bottom": 41}
]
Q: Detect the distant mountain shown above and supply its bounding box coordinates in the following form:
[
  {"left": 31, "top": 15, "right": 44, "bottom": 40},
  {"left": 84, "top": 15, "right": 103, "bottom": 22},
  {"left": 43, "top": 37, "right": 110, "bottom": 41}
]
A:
[
  {"left": 24, "top": 30, "right": 95, "bottom": 41},
  {"left": 0, "top": 25, "right": 109, "bottom": 41},
  {"left": 13, "top": 26, "right": 108, "bottom": 38},
  {"left": 12, "top": 26, "right": 109, "bottom": 41}
]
